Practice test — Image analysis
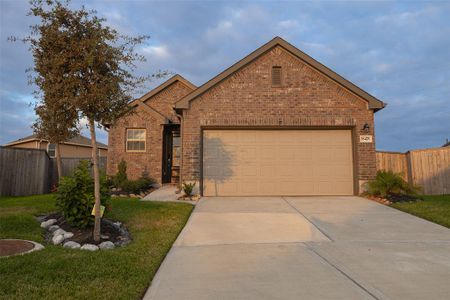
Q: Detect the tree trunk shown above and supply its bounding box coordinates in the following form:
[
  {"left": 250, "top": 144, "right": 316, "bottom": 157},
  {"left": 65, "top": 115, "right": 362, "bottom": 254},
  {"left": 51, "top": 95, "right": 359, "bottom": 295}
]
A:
[
  {"left": 88, "top": 118, "right": 101, "bottom": 242},
  {"left": 55, "top": 143, "right": 62, "bottom": 181}
]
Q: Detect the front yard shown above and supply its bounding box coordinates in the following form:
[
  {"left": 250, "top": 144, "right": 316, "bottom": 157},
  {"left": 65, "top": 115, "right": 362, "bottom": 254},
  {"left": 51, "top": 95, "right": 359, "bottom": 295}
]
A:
[
  {"left": 391, "top": 195, "right": 450, "bottom": 228},
  {"left": 0, "top": 194, "right": 193, "bottom": 299}
]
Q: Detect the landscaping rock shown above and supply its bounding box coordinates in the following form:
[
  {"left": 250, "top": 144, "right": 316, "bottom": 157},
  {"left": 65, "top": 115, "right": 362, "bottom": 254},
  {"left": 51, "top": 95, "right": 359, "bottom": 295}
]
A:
[
  {"left": 63, "top": 241, "right": 81, "bottom": 249},
  {"left": 111, "top": 194, "right": 118, "bottom": 198},
  {"left": 111, "top": 187, "right": 117, "bottom": 192},
  {"left": 99, "top": 241, "right": 115, "bottom": 250},
  {"left": 40, "top": 219, "right": 57, "bottom": 228},
  {"left": 130, "top": 194, "right": 137, "bottom": 198},
  {"left": 101, "top": 234, "right": 110, "bottom": 239},
  {"left": 53, "top": 229, "right": 66, "bottom": 237},
  {"left": 80, "top": 244, "right": 99, "bottom": 251},
  {"left": 52, "top": 234, "right": 65, "bottom": 245},
  {"left": 63, "top": 232, "right": 74, "bottom": 239},
  {"left": 48, "top": 225, "right": 60, "bottom": 232}
]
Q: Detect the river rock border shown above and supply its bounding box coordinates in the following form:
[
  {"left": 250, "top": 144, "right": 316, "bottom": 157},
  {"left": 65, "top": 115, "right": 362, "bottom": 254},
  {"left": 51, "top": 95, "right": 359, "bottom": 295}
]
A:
[{"left": 40, "top": 218, "right": 131, "bottom": 251}]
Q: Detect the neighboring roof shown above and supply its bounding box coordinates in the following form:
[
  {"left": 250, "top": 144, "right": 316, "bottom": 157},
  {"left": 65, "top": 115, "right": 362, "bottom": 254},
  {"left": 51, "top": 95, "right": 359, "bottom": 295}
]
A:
[
  {"left": 175, "top": 36, "right": 385, "bottom": 111},
  {"left": 443, "top": 139, "right": 450, "bottom": 147},
  {"left": 4, "top": 134, "right": 108, "bottom": 149}
]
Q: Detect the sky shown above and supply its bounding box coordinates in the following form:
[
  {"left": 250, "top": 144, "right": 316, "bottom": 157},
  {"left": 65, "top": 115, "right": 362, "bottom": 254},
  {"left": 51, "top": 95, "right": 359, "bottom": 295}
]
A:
[{"left": 0, "top": 0, "right": 449, "bottom": 152}]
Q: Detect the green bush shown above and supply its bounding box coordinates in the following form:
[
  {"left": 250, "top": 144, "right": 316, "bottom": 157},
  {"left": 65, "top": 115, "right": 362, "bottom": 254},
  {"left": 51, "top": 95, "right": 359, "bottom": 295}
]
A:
[
  {"left": 120, "top": 177, "right": 154, "bottom": 194},
  {"left": 182, "top": 182, "right": 196, "bottom": 197},
  {"left": 56, "top": 160, "right": 110, "bottom": 228},
  {"left": 366, "top": 170, "right": 420, "bottom": 197},
  {"left": 114, "top": 159, "right": 128, "bottom": 187}
]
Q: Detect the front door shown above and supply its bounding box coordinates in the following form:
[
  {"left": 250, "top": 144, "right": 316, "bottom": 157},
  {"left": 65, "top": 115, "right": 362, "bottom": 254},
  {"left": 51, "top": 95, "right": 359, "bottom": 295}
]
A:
[{"left": 162, "top": 126, "right": 180, "bottom": 183}]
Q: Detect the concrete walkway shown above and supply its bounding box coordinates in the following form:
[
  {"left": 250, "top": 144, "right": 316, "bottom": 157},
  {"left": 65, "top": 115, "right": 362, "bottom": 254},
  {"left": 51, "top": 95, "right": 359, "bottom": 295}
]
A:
[
  {"left": 144, "top": 196, "right": 450, "bottom": 300},
  {"left": 142, "top": 185, "right": 196, "bottom": 204}
]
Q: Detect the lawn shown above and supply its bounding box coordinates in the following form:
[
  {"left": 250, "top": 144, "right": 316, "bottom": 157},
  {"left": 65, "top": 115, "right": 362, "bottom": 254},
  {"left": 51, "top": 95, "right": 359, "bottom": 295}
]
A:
[
  {"left": 391, "top": 195, "right": 450, "bottom": 228},
  {"left": 0, "top": 194, "right": 193, "bottom": 299}
]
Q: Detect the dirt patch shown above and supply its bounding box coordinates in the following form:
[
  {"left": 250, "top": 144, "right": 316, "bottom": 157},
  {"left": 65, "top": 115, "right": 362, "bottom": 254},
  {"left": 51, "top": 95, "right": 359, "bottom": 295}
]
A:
[
  {"left": 0, "top": 240, "right": 35, "bottom": 257},
  {"left": 41, "top": 213, "right": 131, "bottom": 246}
]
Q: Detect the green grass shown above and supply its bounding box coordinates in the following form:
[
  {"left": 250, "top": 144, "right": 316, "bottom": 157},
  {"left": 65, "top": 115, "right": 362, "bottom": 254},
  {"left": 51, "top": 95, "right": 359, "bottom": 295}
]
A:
[
  {"left": 0, "top": 194, "right": 193, "bottom": 300},
  {"left": 391, "top": 195, "right": 450, "bottom": 228}
]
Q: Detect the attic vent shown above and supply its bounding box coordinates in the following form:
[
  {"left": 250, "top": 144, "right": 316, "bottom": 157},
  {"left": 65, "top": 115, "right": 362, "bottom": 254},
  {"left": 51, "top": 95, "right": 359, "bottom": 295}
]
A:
[{"left": 271, "top": 66, "right": 282, "bottom": 86}]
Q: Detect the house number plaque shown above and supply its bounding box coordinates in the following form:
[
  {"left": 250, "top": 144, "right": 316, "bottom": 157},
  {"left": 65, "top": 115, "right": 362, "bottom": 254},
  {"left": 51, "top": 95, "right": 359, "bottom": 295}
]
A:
[{"left": 360, "top": 135, "right": 373, "bottom": 143}]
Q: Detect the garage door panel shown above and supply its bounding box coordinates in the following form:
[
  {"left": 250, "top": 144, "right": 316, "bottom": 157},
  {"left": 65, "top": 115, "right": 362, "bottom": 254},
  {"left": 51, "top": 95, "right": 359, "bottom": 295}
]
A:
[{"left": 203, "top": 130, "right": 354, "bottom": 196}]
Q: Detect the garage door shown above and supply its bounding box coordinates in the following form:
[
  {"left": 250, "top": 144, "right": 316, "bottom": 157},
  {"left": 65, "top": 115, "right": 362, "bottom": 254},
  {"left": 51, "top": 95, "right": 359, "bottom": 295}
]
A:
[{"left": 202, "top": 130, "right": 354, "bottom": 196}]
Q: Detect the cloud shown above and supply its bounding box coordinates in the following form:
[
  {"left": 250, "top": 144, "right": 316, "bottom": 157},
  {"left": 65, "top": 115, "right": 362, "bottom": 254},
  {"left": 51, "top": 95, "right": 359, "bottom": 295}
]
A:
[
  {"left": 141, "top": 44, "right": 171, "bottom": 60},
  {"left": 1, "top": 0, "right": 449, "bottom": 151}
]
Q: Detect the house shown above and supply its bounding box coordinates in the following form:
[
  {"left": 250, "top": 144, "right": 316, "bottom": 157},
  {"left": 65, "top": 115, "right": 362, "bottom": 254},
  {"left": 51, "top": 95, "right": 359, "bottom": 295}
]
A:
[
  {"left": 4, "top": 134, "right": 108, "bottom": 158},
  {"left": 107, "top": 37, "right": 385, "bottom": 196}
]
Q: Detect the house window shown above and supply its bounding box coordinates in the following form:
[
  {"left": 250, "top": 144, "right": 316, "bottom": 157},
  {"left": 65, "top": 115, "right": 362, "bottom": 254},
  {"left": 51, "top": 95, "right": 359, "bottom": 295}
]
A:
[
  {"left": 47, "top": 143, "right": 56, "bottom": 158},
  {"left": 172, "top": 132, "right": 180, "bottom": 167},
  {"left": 126, "top": 129, "right": 146, "bottom": 152},
  {"left": 271, "top": 66, "right": 282, "bottom": 86}
]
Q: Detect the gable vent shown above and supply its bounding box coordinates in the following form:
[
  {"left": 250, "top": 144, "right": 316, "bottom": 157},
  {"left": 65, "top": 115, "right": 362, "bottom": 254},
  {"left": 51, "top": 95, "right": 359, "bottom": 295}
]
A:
[{"left": 271, "top": 66, "right": 282, "bottom": 86}]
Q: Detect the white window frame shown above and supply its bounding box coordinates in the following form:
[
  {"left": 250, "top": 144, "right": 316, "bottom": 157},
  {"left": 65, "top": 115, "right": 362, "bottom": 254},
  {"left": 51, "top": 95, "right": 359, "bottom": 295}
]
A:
[
  {"left": 126, "top": 129, "right": 146, "bottom": 152},
  {"left": 47, "top": 143, "right": 56, "bottom": 158}
]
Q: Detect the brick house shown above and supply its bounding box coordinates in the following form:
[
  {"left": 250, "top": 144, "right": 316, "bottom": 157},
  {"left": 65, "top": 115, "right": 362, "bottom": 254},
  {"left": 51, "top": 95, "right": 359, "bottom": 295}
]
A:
[{"left": 107, "top": 37, "right": 385, "bottom": 196}]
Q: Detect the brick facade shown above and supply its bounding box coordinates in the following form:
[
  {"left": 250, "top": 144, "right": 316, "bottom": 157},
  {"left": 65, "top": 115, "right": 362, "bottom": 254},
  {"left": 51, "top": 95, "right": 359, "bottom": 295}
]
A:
[
  {"left": 107, "top": 80, "right": 194, "bottom": 181},
  {"left": 181, "top": 46, "right": 378, "bottom": 193}
]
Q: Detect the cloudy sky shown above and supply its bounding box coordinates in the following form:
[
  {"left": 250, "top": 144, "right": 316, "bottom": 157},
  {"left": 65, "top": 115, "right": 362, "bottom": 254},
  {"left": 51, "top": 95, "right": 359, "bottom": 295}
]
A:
[{"left": 1, "top": 0, "right": 449, "bottom": 151}]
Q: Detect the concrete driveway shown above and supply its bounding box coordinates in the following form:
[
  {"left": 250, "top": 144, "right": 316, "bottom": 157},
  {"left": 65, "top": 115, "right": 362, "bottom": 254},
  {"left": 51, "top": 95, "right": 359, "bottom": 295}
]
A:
[{"left": 144, "top": 196, "right": 450, "bottom": 300}]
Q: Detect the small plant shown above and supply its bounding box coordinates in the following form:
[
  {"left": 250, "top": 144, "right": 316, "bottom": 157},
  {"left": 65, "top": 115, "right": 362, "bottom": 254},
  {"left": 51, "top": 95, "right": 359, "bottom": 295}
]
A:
[
  {"left": 56, "top": 160, "right": 110, "bottom": 228},
  {"left": 182, "top": 182, "right": 196, "bottom": 197},
  {"left": 114, "top": 159, "right": 128, "bottom": 187},
  {"left": 366, "top": 170, "right": 420, "bottom": 197},
  {"left": 119, "top": 175, "right": 154, "bottom": 194}
]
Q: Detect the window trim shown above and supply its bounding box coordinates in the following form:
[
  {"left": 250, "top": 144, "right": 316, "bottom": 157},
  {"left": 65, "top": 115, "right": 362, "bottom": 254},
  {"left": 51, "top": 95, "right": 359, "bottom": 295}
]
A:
[
  {"left": 271, "top": 66, "right": 282, "bottom": 87},
  {"left": 47, "top": 143, "right": 56, "bottom": 158},
  {"left": 126, "top": 128, "right": 147, "bottom": 152}
]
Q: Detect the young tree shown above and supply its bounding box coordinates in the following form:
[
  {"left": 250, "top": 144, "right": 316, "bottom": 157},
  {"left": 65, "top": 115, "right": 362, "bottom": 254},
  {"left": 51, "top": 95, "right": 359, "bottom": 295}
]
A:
[{"left": 22, "top": 0, "right": 164, "bottom": 241}]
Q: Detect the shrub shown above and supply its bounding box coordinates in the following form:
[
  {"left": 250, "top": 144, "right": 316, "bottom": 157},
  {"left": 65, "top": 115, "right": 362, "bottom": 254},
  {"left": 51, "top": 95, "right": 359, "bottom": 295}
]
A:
[
  {"left": 366, "top": 170, "right": 420, "bottom": 197},
  {"left": 182, "top": 182, "right": 196, "bottom": 197},
  {"left": 114, "top": 159, "right": 127, "bottom": 187},
  {"left": 56, "top": 160, "right": 110, "bottom": 228},
  {"left": 120, "top": 176, "right": 154, "bottom": 194}
]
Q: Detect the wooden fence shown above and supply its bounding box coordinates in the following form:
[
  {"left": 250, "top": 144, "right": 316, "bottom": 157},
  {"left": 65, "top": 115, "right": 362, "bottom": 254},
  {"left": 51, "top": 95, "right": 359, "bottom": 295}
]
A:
[
  {"left": 376, "top": 147, "right": 450, "bottom": 195},
  {"left": 0, "top": 147, "right": 106, "bottom": 196}
]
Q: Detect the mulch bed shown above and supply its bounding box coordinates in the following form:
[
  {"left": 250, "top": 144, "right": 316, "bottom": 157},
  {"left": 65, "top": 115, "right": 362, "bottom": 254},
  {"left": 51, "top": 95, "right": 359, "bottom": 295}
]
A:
[
  {"left": 0, "top": 240, "right": 35, "bottom": 257},
  {"left": 42, "top": 213, "right": 129, "bottom": 245},
  {"left": 366, "top": 193, "right": 422, "bottom": 205}
]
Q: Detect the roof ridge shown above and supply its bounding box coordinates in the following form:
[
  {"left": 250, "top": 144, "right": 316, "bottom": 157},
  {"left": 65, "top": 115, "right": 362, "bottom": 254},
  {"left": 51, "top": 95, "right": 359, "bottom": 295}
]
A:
[{"left": 175, "top": 36, "right": 385, "bottom": 111}]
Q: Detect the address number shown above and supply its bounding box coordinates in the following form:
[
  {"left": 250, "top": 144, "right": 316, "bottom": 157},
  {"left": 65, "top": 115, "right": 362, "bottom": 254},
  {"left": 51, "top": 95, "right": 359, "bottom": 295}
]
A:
[{"left": 360, "top": 135, "right": 373, "bottom": 143}]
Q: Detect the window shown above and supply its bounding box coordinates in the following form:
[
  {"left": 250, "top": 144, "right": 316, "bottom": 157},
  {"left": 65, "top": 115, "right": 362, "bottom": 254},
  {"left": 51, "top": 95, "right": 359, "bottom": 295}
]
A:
[
  {"left": 172, "top": 132, "right": 181, "bottom": 167},
  {"left": 126, "top": 129, "right": 146, "bottom": 152},
  {"left": 47, "top": 143, "right": 56, "bottom": 158},
  {"left": 271, "top": 66, "right": 282, "bottom": 86}
]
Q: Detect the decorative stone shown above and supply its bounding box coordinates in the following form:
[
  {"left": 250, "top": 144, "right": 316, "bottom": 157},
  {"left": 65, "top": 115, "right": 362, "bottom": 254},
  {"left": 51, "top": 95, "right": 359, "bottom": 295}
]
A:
[
  {"left": 111, "top": 194, "right": 118, "bottom": 198},
  {"left": 52, "top": 234, "right": 64, "bottom": 245},
  {"left": 130, "top": 194, "right": 137, "bottom": 198},
  {"left": 63, "top": 232, "right": 74, "bottom": 239},
  {"left": 111, "top": 187, "right": 117, "bottom": 192},
  {"left": 119, "top": 194, "right": 127, "bottom": 198},
  {"left": 63, "top": 241, "right": 81, "bottom": 249},
  {"left": 101, "top": 234, "right": 110, "bottom": 239},
  {"left": 40, "top": 219, "right": 57, "bottom": 228},
  {"left": 48, "top": 225, "right": 60, "bottom": 232},
  {"left": 53, "top": 229, "right": 66, "bottom": 236},
  {"left": 80, "top": 244, "right": 99, "bottom": 251},
  {"left": 99, "top": 241, "right": 115, "bottom": 250}
]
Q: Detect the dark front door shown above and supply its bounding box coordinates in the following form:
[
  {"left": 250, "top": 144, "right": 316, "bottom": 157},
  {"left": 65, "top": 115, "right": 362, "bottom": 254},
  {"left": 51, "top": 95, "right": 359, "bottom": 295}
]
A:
[{"left": 162, "top": 125, "right": 180, "bottom": 183}]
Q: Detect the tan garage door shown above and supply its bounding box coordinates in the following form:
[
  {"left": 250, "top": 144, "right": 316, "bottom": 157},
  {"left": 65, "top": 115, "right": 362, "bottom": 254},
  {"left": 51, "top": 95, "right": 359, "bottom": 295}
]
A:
[{"left": 203, "top": 130, "right": 354, "bottom": 196}]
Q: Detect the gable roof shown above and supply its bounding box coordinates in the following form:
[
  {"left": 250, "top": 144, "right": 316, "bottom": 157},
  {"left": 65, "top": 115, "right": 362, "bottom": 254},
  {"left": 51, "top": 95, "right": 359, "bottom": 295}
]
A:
[
  {"left": 133, "top": 74, "right": 196, "bottom": 105},
  {"left": 4, "top": 134, "right": 108, "bottom": 149},
  {"left": 175, "top": 36, "right": 385, "bottom": 111}
]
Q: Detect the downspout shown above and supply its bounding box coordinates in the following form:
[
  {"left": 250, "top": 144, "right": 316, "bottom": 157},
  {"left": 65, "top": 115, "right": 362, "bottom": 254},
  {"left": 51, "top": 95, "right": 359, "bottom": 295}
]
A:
[{"left": 174, "top": 109, "right": 184, "bottom": 189}]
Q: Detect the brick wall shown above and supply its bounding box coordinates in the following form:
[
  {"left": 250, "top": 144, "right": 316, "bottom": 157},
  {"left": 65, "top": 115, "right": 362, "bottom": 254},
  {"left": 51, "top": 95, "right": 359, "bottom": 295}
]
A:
[
  {"left": 181, "top": 46, "right": 377, "bottom": 193},
  {"left": 107, "top": 80, "right": 194, "bottom": 182}
]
